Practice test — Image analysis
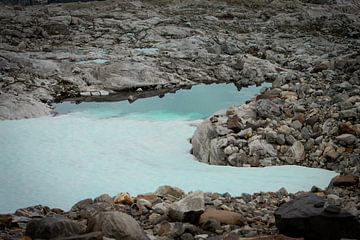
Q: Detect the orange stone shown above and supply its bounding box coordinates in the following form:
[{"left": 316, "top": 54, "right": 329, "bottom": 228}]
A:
[{"left": 114, "top": 193, "right": 134, "bottom": 205}]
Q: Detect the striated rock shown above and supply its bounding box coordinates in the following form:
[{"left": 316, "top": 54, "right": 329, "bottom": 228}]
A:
[
  {"left": 199, "top": 208, "right": 244, "bottom": 226},
  {"left": 25, "top": 217, "right": 83, "bottom": 239},
  {"left": 169, "top": 192, "right": 205, "bottom": 223},
  {"left": 87, "top": 211, "right": 147, "bottom": 240},
  {"left": 275, "top": 194, "right": 360, "bottom": 240}
]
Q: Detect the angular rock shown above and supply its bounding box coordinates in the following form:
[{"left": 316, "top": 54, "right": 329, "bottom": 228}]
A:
[
  {"left": 114, "top": 193, "right": 134, "bottom": 205},
  {"left": 249, "top": 139, "right": 277, "bottom": 157},
  {"left": 26, "top": 217, "right": 83, "bottom": 239},
  {"left": 330, "top": 174, "right": 359, "bottom": 187},
  {"left": 282, "top": 141, "right": 304, "bottom": 164},
  {"left": 169, "top": 192, "right": 205, "bottom": 223},
  {"left": 155, "top": 185, "right": 185, "bottom": 199},
  {"left": 227, "top": 115, "right": 243, "bottom": 133},
  {"left": 255, "top": 99, "right": 282, "bottom": 119},
  {"left": 275, "top": 194, "right": 360, "bottom": 240},
  {"left": 335, "top": 134, "right": 357, "bottom": 146},
  {"left": 87, "top": 211, "right": 147, "bottom": 240},
  {"left": 199, "top": 208, "right": 244, "bottom": 226}
]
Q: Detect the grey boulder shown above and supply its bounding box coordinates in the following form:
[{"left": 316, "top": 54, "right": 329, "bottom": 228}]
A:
[{"left": 87, "top": 211, "right": 148, "bottom": 240}]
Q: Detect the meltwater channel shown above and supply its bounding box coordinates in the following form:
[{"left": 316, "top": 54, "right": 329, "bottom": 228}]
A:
[{"left": 0, "top": 83, "right": 337, "bottom": 213}]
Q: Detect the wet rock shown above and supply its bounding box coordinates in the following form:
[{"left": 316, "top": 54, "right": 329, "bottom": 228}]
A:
[
  {"left": 25, "top": 217, "right": 83, "bottom": 239},
  {"left": 169, "top": 192, "right": 205, "bottom": 223},
  {"left": 275, "top": 194, "right": 360, "bottom": 240},
  {"left": 199, "top": 208, "right": 244, "bottom": 226},
  {"left": 87, "top": 211, "right": 147, "bottom": 240}
]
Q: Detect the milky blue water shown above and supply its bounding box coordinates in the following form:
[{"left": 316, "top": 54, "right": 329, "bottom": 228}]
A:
[{"left": 0, "top": 83, "right": 337, "bottom": 213}]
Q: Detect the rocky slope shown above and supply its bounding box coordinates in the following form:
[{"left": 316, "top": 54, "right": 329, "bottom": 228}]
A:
[{"left": 1, "top": 0, "right": 359, "bottom": 119}]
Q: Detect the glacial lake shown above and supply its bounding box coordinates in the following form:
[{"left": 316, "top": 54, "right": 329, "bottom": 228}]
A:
[{"left": 0, "top": 83, "right": 337, "bottom": 213}]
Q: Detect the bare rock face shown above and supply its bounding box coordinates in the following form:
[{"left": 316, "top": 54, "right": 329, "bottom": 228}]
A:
[
  {"left": 87, "top": 211, "right": 148, "bottom": 240},
  {"left": 275, "top": 194, "right": 360, "bottom": 240}
]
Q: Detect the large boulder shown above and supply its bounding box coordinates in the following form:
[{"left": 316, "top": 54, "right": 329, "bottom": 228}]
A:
[
  {"left": 275, "top": 194, "right": 360, "bottom": 240},
  {"left": 169, "top": 192, "right": 205, "bottom": 223},
  {"left": 25, "top": 217, "right": 84, "bottom": 239},
  {"left": 192, "top": 121, "right": 226, "bottom": 165},
  {"left": 87, "top": 211, "right": 147, "bottom": 240}
]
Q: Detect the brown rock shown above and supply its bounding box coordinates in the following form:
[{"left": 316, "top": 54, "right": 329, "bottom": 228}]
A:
[
  {"left": 114, "top": 193, "right": 134, "bottom": 205},
  {"left": 136, "top": 194, "right": 159, "bottom": 203},
  {"left": 199, "top": 208, "right": 244, "bottom": 226},
  {"left": 323, "top": 146, "right": 339, "bottom": 160},
  {"left": 331, "top": 174, "right": 359, "bottom": 187},
  {"left": 0, "top": 214, "right": 12, "bottom": 228},
  {"left": 227, "top": 115, "right": 242, "bottom": 133}
]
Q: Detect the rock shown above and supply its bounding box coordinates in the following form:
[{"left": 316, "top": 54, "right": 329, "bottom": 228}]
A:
[
  {"left": 155, "top": 185, "right": 185, "bottom": 199},
  {"left": 87, "top": 211, "right": 147, "bottom": 240},
  {"left": 57, "top": 232, "right": 103, "bottom": 240},
  {"left": 156, "top": 222, "right": 185, "bottom": 237},
  {"left": 327, "top": 194, "right": 341, "bottom": 206},
  {"left": 323, "top": 146, "right": 339, "bottom": 160},
  {"left": 224, "top": 145, "right": 239, "bottom": 155},
  {"left": 233, "top": 235, "right": 303, "bottom": 239},
  {"left": 249, "top": 139, "right": 277, "bottom": 157},
  {"left": 199, "top": 208, "right": 244, "bottom": 226},
  {"left": 255, "top": 99, "right": 282, "bottom": 119},
  {"left": 169, "top": 192, "right": 205, "bottom": 223},
  {"left": 136, "top": 198, "right": 152, "bottom": 211},
  {"left": 227, "top": 115, "right": 243, "bottom": 132},
  {"left": 94, "top": 194, "right": 113, "bottom": 204},
  {"left": 71, "top": 199, "right": 93, "bottom": 212},
  {"left": 238, "top": 128, "right": 253, "bottom": 139},
  {"left": 282, "top": 141, "right": 304, "bottom": 164},
  {"left": 15, "top": 205, "right": 50, "bottom": 218},
  {"left": 335, "top": 134, "right": 357, "bottom": 146},
  {"left": 25, "top": 217, "right": 83, "bottom": 239},
  {"left": 114, "top": 193, "right": 134, "bottom": 205},
  {"left": 275, "top": 194, "right": 360, "bottom": 240},
  {"left": 330, "top": 174, "right": 359, "bottom": 187},
  {"left": 192, "top": 121, "right": 226, "bottom": 165},
  {"left": 0, "top": 214, "right": 12, "bottom": 229}
]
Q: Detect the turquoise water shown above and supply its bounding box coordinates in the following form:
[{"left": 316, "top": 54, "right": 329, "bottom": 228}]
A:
[{"left": 0, "top": 83, "right": 337, "bottom": 213}]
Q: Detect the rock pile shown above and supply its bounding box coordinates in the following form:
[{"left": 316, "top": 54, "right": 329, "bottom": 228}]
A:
[{"left": 1, "top": 182, "right": 359, "bottom": 240}]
